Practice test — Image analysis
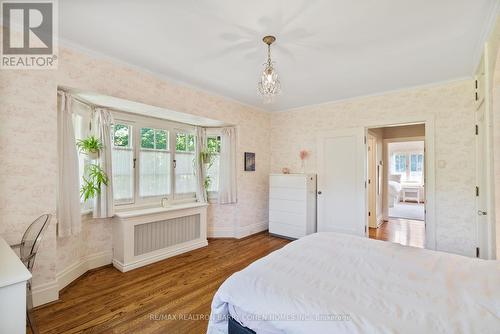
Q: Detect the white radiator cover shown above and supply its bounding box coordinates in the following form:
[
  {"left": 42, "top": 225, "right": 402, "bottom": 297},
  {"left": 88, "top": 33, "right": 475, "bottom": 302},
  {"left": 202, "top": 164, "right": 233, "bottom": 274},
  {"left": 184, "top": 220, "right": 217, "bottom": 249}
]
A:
[
  {"left": 134, "top": 214, "right": 201, "bottom": 256},
  {"left": 112, "top": 203, "right": 208, "bottom": 272}
]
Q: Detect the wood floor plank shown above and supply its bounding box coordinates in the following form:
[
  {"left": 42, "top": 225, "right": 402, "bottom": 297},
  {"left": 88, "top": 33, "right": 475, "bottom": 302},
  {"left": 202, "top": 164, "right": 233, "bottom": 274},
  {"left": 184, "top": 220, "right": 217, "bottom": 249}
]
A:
[
  {"left": 33, "top": 232, "right": 289, "bottom": 334},
  {"left": 369, "top": 218, "right": 425, "bottom": 248}
]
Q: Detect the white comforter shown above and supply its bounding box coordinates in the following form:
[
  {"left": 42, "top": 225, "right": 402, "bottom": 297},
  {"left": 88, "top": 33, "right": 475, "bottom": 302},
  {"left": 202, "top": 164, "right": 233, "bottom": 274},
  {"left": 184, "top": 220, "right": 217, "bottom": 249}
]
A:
[{"left": 208, "top": 233, "right": 500, "bottom": 334}]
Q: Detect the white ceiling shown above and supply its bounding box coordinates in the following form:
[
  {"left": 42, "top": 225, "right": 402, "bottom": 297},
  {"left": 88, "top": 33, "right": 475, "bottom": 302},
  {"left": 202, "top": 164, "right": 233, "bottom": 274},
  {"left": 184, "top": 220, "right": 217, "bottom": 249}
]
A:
[{"left": 60, "top": 0, "right": 498, "bottom": 111}]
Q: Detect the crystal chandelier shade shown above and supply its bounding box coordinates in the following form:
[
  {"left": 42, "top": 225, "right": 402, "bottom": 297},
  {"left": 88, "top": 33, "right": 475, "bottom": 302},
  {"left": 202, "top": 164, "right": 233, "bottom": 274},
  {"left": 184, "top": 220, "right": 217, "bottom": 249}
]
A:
[{"left": 258, "top": 36, "right": 281, "bottom": 103}]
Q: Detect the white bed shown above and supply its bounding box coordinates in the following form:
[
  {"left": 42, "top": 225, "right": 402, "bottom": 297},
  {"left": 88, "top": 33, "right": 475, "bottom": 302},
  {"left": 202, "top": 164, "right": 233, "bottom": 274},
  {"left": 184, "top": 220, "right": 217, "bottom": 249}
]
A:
[{"left": 208, "top": 232, "right": 500, "bottom": 334}]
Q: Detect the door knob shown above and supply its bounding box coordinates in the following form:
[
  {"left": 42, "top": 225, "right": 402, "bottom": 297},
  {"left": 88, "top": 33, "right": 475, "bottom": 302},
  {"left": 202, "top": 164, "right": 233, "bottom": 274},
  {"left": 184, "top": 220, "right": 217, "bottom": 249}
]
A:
[
  {"left": 317, "top": 191, "right": 322, "bottom": 195},
  {"left": 478, "top": 210, "right": 487, "bottom": 216}
]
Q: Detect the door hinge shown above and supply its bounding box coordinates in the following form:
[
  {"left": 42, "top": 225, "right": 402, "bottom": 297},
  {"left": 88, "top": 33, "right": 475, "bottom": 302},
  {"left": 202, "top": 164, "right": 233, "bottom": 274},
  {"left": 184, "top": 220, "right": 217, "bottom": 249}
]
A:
[
  {"left": 475, "top": 79, "right": 478, "bottom": 89},
  {"left": 476, "top": 247, "right": 480, "bottom": 258},
  {"left": 368, "top": 211, "right": 371, "bottom": 217},
  {"left": 475, "top": 92, "right": 478, "bottom": 101},
  {"left": 133, "top": 158, "right": 137, "bottom": 169},
  {"left": 475, "top": 124, "right": 478, "bottom": 135},
  {"left": 173, "top": 159, "right": 177, "bottom": 168},
  {"left": 476, "top": 186, "right": 479, "bottom": 197}
]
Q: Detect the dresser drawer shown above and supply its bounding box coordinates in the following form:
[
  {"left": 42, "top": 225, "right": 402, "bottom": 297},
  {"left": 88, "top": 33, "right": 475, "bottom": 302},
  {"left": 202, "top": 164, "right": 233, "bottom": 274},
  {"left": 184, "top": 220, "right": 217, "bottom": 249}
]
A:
[
  {"left": 269, "top": 199, "right": 306, "bottom": 214},
  {"left": 270, "top": 175, "right": 307, "bottom": 189},
  {"left": 269, "top": 210, "right": 306, "bottom": 228},
  {"left": 269, "top": 187, "right": 307, "bottom": 201}
]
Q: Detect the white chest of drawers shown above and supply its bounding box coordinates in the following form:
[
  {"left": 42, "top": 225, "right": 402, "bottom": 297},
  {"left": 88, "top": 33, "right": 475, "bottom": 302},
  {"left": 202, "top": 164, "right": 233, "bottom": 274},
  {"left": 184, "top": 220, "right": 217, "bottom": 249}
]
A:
[{"left": 269, "top": 174, "right": 317, "bottom": 239}]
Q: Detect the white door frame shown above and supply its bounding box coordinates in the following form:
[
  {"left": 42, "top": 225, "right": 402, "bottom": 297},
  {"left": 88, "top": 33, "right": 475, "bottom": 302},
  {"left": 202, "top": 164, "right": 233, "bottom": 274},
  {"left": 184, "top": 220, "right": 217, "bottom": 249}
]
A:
[
  {"left": 367, "top": 134, "right": 377, "bottom": 228},
  {"left": 364, "top": 118, "right": 436, "bottom": 250}
]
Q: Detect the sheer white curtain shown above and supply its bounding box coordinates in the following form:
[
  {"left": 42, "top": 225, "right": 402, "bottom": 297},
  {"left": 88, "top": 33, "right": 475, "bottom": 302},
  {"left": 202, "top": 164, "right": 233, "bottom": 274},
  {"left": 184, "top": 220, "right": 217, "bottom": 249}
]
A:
[
  {"left": 57, "top": 91, "right": 81, "bottom": 237},
  {"left": 92, "top": 107, "right": 114, "bottom": 218},
  {"left": 195, "top": 127, "right": 207, "bottom": 203},
  {"left": 218, "top": 127, "right": 237, "bottom": 204}
]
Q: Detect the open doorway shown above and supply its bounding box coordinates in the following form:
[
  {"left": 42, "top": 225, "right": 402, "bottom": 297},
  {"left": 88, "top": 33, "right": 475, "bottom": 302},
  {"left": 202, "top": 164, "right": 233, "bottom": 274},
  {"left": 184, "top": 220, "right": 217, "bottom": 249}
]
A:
[{"left": 366, "top": 124, "right": 426, "bottom": 248}]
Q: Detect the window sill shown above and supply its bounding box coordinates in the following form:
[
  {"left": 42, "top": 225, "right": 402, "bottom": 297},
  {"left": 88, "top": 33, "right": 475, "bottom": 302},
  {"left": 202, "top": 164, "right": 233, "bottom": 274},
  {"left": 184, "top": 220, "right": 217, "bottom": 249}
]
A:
[{"left": 114, "top": 202, "right": 208, "bottom": 219}]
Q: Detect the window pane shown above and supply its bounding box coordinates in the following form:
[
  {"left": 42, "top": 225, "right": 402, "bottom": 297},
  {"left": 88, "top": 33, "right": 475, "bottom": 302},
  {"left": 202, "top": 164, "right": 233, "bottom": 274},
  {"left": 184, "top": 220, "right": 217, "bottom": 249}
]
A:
[
  {"left": 141, "top": 128, "right": 154, "bottom": 149},
  {"left": 113, "top": 124, "right": 130, "bottom": 147},
  {"left": 207, "top": 136, "right": 221, "bottom": 153},
  {"left": 112, "top": 148, "right": 134, "bottom": 202},
  {"left": 187, "top": 134, "right": 195, "bottom": 152},
  {"left": 207, "top": 155, "right": 219, "bottom": 192},
  {"left": 175, "top": 152, "right": 196, "bottom": 194},
  {"left": 140, "top": 151, "right": 170, "bottom": 197},
  {"left": 176, "top": 133, "right": 187, "bottom": 151},
  {"left": 156, "top": 130, "right": 168, "bottom": 150},
  {"left": 410, "top": 155, "right": 417, "bottom": 171}
]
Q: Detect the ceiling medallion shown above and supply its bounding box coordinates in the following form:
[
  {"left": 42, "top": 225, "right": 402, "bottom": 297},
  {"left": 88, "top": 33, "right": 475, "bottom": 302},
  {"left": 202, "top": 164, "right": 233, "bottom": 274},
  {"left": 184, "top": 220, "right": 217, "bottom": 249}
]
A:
[{"left": 258, "top": 35, "right": 281, "bottom": 104}]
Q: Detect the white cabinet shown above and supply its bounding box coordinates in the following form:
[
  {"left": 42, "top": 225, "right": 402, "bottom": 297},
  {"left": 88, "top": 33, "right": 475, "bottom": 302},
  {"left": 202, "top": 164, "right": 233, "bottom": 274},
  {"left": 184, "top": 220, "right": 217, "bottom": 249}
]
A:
[
  {"left": 269, "top": 174, "right": 317, "bottom": 239},
  {"left": 0, "top": 236, "right": 31, "bottom": 334}
]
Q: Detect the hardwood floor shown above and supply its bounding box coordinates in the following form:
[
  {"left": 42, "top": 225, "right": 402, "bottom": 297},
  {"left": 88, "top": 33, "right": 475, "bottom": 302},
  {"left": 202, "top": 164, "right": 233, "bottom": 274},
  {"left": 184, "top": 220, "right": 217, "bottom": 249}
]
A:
[
  {"left": 32, "top": 232, "right": 289, "bottom": 334},
  {"left": 369, "top": 218, "right": 425, "bottom": 248}
]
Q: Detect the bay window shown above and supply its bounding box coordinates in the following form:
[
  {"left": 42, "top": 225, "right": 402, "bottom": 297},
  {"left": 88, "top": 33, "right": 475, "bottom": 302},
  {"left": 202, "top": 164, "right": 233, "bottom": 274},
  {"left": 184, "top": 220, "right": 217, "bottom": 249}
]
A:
[{"left": 110, "top": 112, "right": 198, "bottom": 207}]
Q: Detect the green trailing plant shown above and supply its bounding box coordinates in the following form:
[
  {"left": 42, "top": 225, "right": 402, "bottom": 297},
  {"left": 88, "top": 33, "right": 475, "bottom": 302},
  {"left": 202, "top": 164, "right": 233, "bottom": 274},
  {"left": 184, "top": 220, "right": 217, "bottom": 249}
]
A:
[
  {"left": 200, "top": 150, "right": 214, "bottom": 165},
  {"left": 80, "top": 164, "right": 109, "bottom": 201},
  {"left": 203, "top": 176, "right": 212, "bottom": 199},
  {"left": 204, "top": 176, "right": 212, "bottom": 190},
  {"left": 76, "top": 136, "right": 103, "bottom": 154}
]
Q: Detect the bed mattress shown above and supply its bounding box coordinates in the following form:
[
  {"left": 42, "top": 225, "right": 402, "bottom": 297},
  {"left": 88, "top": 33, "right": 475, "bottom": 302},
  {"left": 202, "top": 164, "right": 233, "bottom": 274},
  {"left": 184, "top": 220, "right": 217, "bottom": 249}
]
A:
[{"left": 208, "top": 232, "right": 500, "bottom": 334}]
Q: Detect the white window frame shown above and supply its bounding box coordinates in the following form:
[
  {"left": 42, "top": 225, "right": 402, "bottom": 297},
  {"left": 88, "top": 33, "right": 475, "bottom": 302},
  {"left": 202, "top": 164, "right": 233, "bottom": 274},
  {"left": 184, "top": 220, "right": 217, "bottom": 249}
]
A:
[
  {"left": 391, "top": 151, "right": 424, "bottom": 184},
  {"left": 111, "top": 111, "right": 197, "bottom": 209}
]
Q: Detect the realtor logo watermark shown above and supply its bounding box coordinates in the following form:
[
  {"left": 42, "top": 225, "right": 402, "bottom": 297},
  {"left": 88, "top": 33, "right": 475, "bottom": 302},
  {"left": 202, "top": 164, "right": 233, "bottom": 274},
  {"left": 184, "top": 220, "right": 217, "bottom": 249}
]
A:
[{"left": 1, "top": 0, "right": 58, "bottom": 69}]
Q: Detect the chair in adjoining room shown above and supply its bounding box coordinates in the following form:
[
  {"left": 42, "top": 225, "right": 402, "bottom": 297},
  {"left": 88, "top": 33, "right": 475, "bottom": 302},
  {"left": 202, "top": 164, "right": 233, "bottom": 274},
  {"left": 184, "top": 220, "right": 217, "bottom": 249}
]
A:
[{"left": 11, "top": 214, "right": 52, "bottom": 334}]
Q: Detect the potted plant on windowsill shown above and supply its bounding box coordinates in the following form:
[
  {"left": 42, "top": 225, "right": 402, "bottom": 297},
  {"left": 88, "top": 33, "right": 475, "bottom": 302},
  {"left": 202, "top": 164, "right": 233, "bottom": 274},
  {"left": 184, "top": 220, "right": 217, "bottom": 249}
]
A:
[
  {"left": 80, "top": 164, "right": 109, "bottom": 201},
  {"left": 76, "top": 136, "right": 103, "bottom": 160}
]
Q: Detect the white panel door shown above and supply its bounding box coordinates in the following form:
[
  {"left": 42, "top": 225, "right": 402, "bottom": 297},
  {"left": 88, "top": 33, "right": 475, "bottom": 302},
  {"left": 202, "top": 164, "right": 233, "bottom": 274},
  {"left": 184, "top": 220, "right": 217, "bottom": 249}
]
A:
[{"left": 317, "top": 128, "right": 366, "bottom": 236}]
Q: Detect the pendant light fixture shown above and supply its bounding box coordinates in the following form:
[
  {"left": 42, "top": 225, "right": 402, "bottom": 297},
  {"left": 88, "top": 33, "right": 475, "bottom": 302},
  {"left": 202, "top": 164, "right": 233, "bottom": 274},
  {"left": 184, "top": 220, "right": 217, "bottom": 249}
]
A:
[{"left": 258, "top": 35, "right": 281, "bottom": 103}]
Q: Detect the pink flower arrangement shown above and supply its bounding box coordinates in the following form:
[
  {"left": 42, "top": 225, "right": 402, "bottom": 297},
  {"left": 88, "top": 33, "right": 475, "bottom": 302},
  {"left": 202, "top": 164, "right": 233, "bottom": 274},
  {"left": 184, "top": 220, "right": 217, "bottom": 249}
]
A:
[{"left": 299, "top": 149, "right": 309, "bottom": 161}]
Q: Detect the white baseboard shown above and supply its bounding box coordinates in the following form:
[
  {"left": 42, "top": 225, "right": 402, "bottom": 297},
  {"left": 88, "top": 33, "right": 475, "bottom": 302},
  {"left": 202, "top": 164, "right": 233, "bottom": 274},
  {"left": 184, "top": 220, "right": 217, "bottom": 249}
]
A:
[
  {"left": 113, "top": 239, "right": 208, "bottom": 272},
  {"left": 31, "top": 280, "right": 59, "bottom": 307},
  {"left": 235, "top": 222, "right": 268, "bottom": 239},
  {"left": 208, "top": 226, "right": 235, "bottom": 238},
  {"left": 56, "top": 251, "right": 112, "bottom": 291},
  {"left": 31, "top": 251, "right": 112, "bottom": 307}
]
